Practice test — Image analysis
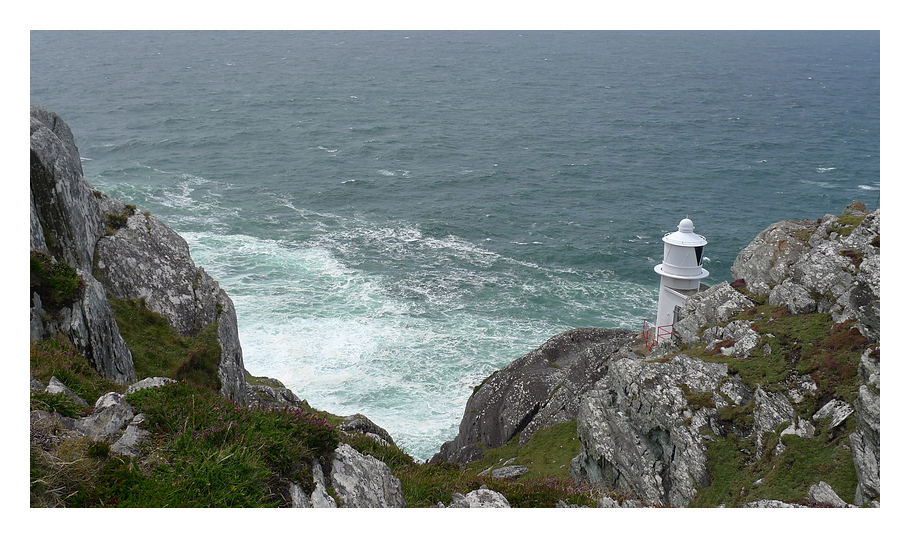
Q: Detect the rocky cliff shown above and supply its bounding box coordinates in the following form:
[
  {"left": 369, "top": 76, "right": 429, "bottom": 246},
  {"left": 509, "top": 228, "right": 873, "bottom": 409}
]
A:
[
  {"left": 434, "top": 202, "right": 881, "bottom": 507},
  {"left": 30, "top": 105, "right": 246, "bottom": 396}
]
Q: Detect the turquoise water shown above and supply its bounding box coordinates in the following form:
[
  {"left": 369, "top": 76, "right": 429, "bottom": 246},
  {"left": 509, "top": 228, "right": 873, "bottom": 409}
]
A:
[{"left": 30, "top": 31, "right": 879, "bottom": 460}]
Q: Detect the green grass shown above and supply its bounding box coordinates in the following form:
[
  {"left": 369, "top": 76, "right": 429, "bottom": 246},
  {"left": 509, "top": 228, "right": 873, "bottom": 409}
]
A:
[
  {"left": 346, "top": 418, "right": 607, "bottom": 507},
  {"left": 32, "top": 380, "right": 341, "bottom": 507},
  {"left": 832, "top": 213, "right": 865, "bottom": 237},
  {"left": 464, "top": 419, "right": 581, "bottom": 481},
  {"left": 681, "top": 303, "right": 865, "bottom": 405},
  {"left": 30, "top": 250, "right": 85, "bottom": 310},
  {"left": 692, "top": 419, "right": 858, "bottom": 507},
  {"left": 30, "top": 335, "right": 124, "bottom": 414},
  {"left": 109, "top": 296, "right": 222, "bottom": 391}
]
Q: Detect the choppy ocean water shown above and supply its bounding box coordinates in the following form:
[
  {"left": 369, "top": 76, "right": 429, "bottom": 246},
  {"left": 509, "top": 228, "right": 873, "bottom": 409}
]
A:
[{"left": 30, "top": 31, "right": 879, "bottom": 460}]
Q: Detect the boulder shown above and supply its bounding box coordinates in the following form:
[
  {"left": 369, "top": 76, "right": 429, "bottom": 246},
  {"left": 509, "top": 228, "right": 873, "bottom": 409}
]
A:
[
  {"left": 491, "top": 465, "right": 529, "bottom": 480},
  {"left": 45, "top": 376, "right": 88, "bottom": 407},
  {"left": 432, "top": 328, "right": 637, "bottom": 464},
  {"left": 110, "top": 413, "right": 149, "bottom": 458},
  {"left": 339, "top": 414, "right": 396, "bottom": 447},
  {"left": 752, "top": 387, "right": 795, "bottom": 453},
  {"left": 126, "top": 376, "right": 176, "bottom": 395},
  {"left": 75, "top": 392, "right": 134, "bottom": 441},
  {"left": 449, "top": 486, "right": 511, "bottom": 508},
  {"left": 812, "top": 399, "right": 853, "bottom": 429},
  {"left": 245, "top": 375, "right": 304, "bottom": 409},
  {"left": 330, "top": 444, "right": 406, "bottom": 507},
  {"left": 807, "top": 481, "right": 850, "bottom": 508}
]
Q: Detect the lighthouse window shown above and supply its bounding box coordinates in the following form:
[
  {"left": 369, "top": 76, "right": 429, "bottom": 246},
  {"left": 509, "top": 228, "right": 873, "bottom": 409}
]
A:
[{"left": 694, "top": 245, "right": 704, "bottom": 265}]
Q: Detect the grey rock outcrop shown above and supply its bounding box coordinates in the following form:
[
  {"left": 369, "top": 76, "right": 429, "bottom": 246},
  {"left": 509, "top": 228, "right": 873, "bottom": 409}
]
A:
[
  {"left": 807, "top": 481, "right": 850, "bottom": 508},
  {"left": 731, "top": 218, "right": 817, "bottom": 296},
  {"left": 731, "top": 203, "right": 880, "bottom": 341},
  {"left": 46, "top": 376, "right": 89, "bottom": 407},
  {"left": 291, "top": 460, "right": 338, "bottom": 508},
  {"left": 673, "top": 282, "right": 754, "bottom": 346},
  {"left": 432, "top": 328, "right": 637, "bottom": 464},
  {"left": 491, "top": 465, "right": 530, "bottom": 480},
  {"left": 93, "top": 202, "right": 247, "bottom": 402},
  {"left": 110, "top": 414, "right": 150, "bottom": 458},
  {"left": 570, "top": 353, "right": 750, "bottom": 507},
  {"left": 31, "top": 106, "right": 136, "bottom": 385},
  {"left": 330, "top": 444, "right": 406, "bottom": 507},
  {"left": 850, "top": 349, "right": 880, "bottom": 506},
  {"left": 30, "top": 106, "right": 246, "bottom": 400}
]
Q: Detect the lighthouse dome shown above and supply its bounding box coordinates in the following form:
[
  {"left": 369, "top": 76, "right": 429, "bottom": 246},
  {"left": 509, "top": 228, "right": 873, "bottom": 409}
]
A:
[{"left": 662, "top": 217, "right": 707, "bottom": 247}]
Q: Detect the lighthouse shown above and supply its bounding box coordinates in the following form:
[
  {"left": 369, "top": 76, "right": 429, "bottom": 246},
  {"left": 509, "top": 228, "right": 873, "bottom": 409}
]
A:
[{"left": 652, "top": 218, "right": 709, "bottom": 343}]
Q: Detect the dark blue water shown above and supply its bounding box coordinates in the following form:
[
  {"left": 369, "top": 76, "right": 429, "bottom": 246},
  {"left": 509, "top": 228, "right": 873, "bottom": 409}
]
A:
[{"left": 31, "top": 31, "right": 879, "bottom": 459}]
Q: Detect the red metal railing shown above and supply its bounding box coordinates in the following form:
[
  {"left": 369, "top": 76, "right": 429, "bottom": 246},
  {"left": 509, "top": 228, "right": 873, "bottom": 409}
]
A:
[{"left": 642, "top": 319, "right": 673, "bottom": 351}]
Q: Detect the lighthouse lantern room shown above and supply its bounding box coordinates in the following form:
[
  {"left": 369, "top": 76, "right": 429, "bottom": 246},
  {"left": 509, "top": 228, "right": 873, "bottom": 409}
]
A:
[{"left": 652, "top": 218, "right": 709, "bottom": 344}]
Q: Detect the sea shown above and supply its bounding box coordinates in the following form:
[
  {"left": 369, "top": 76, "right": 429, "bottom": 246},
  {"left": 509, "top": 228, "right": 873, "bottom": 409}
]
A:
[{"left": 30, "top": 31, "right": 880, "bottom": 461}]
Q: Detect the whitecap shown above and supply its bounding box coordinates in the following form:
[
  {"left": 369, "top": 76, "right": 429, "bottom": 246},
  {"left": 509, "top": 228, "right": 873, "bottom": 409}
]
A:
[
  {"left": 858, "top": 184, "right": 879, "bottom": 191},
  {"left": 816, "top": 167, "right": 836, "bottom": 173}
]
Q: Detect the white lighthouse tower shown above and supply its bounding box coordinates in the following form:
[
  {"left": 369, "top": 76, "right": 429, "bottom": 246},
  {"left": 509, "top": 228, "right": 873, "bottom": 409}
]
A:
[{"left": 652, "top": 218, "right": 709, "bottom": 343}]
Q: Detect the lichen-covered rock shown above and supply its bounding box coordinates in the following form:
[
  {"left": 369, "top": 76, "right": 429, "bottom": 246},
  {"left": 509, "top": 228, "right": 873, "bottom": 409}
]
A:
[
  {"left": 31, "top": 106, "right": 248, "bottom": 400},
  {"left": 30, "top": 108, "right": 102, "bottom": 272},
  {"left": 732, "top": 203, "right": 880, "bottom": 342},
  {"left": 74, "top": 392, "right": 134, "bottom": 441},
  {"left": 93, "top": 211, "right": 247, "bottom": 401},
  {"left": 850, "top": 349, "right": 880, "bottom": 506},
  {"left": 30, "top": 107, "right": 136, "bottom": 385},
  {"left": 752, "top": 386, "right": 795, "bottom": 452},
  {"left": 245, "top": 379, "right": 304, "bottom": 409},
  {"left": 491, "top": 465, "right": 529, "bottom": 480},
  {"left": 812, "top": 399, "right": 853, "bottom": 429},
  {"left": 768, "top": 278, "right": 816, "bottom": 315},
  {"left": 330, "top": 444, "right": 406, "bottom": 507},
  {"left": 570, "top": 353, "right": 750, "bottom": 507},
  {"left": 431, "top": 328, "right": 637, "bottom": 464},
  {"left": 673, "top": 282, "right": 754, "bottom": 345},
  {"left": 731, "top": 219, "right": 817, "bottom": 296},
  {"left": 126, "top": 376, "right": 176, "bottom": 395}
]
